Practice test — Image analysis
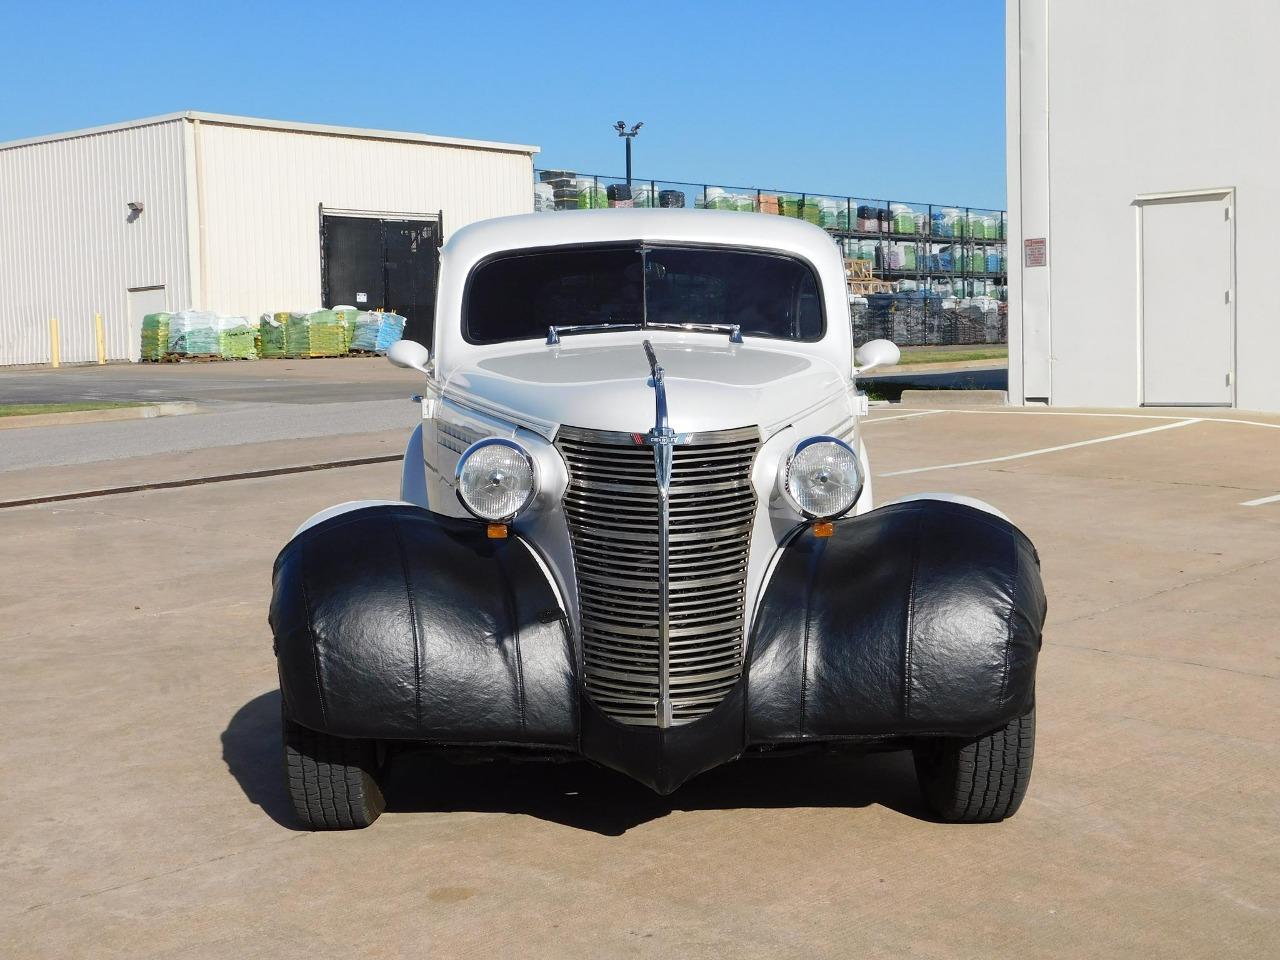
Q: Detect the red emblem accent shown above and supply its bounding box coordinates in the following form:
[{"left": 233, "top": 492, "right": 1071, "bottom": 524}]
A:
[{"left": 631, "top": 433, "right": 648, "bottom": 445}]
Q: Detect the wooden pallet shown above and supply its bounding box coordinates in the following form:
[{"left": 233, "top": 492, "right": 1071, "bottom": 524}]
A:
[
  {"left": 848, "top": 280, "right": 893, "bottom": 295},
  {"left": 846, "top": 259, "right": 893, "bottom": 295},
  {"left": 141, "top": 353, "right": 223, "bottom": 363}
]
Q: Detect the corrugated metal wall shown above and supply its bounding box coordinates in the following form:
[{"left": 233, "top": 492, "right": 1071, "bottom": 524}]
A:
[
  {"left": 0, "top": 120, "right": 190, "bottom": 365},
  {"left": 198, "top": 123, "right": 534, "bottom": 318}
]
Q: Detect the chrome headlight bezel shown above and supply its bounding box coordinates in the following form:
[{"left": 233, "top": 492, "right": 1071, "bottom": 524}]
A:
[
  {"left": 454, "top": 437, "right": 538, "bottom": 522},
  {"left": 782, "top": 435, "right": 863, "bottom": 520}
]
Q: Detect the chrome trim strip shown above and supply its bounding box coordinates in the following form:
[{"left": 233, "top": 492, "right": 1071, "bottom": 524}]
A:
[{"left": 643, "top": 340, "right": 675, "bottom": 727}]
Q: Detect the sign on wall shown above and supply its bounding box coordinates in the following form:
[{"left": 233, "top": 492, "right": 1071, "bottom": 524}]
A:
[{"left": 1024, "top": 237, "right": 1048, "bottom": 268}]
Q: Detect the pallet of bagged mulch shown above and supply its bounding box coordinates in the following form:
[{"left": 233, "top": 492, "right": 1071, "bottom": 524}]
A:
[
  {"left": 284, "top": 310, "right": 347, "bottom": 357},
  {"left": 350, "top": 311, "right": 406, "bottom": 353}
]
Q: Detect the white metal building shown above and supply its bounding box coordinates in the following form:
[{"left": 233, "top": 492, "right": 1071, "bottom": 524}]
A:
[
  {"left": 0, "top": 112, "right": 538, "bottom": 366},
  {"left": 1006, "top": 0, "right": 1280, "bottom": 411}
]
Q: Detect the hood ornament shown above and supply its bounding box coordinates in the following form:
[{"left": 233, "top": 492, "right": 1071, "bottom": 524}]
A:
[{"left": 639, "top": 340, "right": 689, "bottom": 451}]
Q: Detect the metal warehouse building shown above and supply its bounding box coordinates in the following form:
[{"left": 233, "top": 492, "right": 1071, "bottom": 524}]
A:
[
  {"left": 1007, "top": 0, "right": 1280, "bottom": 412},
  {"left": 0, "top": 112, "right": 538, "bottom": 366}
]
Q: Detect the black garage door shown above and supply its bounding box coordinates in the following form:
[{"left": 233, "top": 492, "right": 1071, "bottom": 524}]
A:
[{"left": 321, "top": 214, "right": 442, "bottom": 344}]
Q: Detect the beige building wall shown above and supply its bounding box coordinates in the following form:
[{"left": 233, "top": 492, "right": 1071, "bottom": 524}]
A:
[
  {"left": 0, "top": 118, "right": 190, "bottom": 365},
  {"left": 0, "top": 113, "right": 538, "bottom": 365},
  {"left": 194, "top": 118, "right": 537, "bottom": 318}
]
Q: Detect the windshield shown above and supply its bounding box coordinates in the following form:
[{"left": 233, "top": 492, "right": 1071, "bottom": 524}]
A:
[{"left": 464, "top": 243, "right": 823, "bottom": 344}]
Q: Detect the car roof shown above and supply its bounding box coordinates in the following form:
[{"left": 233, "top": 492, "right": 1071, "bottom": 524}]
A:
[{"left": 443, "top": 208, "right": 845, "bottom": 272}]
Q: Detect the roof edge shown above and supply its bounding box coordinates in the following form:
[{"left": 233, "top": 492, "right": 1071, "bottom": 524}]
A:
[{"left": 0, "top": 111, "right": 541, "bottom": 155}]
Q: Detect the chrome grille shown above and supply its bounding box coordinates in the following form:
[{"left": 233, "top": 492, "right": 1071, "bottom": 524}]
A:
[{"left": 556, "top": 425, "right": 760, "bottom": 726}]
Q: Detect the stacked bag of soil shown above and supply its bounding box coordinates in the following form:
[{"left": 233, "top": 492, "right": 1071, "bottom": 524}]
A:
[
  {"left": 217, "top": 317, "right": 258, "bottom": 359},
  {"left": 332, "top": 306, "right": 360, "bottom": 350},
  {"left": 167, "top": 310, "right": 221, "bottom": 356},
  {"left": 259, "top": 313, "right": 289, "bottom": 358},
  {"left": 285, "top": 309, "right": 347, "bottom": 357},
  {"left": 350, "top": 311, "right": 407, "bottom": 353},
  {"left": 538, "top": 170, "right": 581, "bottom": 211},
  {"left": 140, "top": 312, "right": 171, "bottom": 361}
]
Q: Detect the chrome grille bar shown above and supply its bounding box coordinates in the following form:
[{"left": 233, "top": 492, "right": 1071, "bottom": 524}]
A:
[{"left": 556, "top": 424, "right": 760, "bottom": 727}]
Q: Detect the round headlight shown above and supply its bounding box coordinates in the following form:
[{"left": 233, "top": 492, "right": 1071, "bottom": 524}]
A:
[
  {"left": 455, "top": 438, "right": 536, "bottom": 521},
  {"left": 784, "top": 436, "right": 863, "bottom": 519}
]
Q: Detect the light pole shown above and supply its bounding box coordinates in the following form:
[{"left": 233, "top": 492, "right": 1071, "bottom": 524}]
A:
[{"left": 614, "top": 121, "right": 643, "bottom": 186}]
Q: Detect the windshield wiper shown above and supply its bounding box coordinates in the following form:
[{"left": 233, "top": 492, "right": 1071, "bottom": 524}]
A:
[
  {"left": 643, "top": 322, "right": 743, "bottom": 343},
  {"left": 546, "top": 322, "right": 642, "bottom": 344},
  {"left": 546, "top": 320, "right": 743, "bottom": 345}
]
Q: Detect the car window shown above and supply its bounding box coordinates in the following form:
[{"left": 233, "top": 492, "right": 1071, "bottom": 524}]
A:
[
  {"left": 644, "top": 247, "right": 823, "bottom": 341},
  {"left": 464, "top": 243, "right": 823, "bottom": 344},
  {"left": 466, "top": 246, "right": 642, "bottom": 344}
]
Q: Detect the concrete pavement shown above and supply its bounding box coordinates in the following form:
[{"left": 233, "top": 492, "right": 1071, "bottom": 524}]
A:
[{"left": 2, "top": 405, "right": 1278, "bottom": 958}]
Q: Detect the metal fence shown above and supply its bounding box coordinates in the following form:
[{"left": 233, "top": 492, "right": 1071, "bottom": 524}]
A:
[{"left": 534, "top": 169, "right": 1008, "bottom": 346}]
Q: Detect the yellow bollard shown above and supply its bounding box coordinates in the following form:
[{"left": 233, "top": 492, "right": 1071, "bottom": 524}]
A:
[
  {"left": 49, "top": 318, "right": 61, "bottom": 368},
  {"left": 95, "top": 313, "right": 106, "bottom": 364}
]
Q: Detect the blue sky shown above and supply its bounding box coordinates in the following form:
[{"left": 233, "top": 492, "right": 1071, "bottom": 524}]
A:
[{"left": 3, "top": 1, "right": 1006, "bottom": 209}]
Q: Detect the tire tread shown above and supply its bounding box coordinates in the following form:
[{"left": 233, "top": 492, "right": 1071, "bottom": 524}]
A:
[
  {"left": 283, "top": 717, "right": 385, "bottom": 830},
  {"left": 914, "top": 711, "right": 1035, "bottom": 823}
]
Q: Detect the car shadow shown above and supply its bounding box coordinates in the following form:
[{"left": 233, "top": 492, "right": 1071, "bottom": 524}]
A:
[
  {"left": 224, "top": 690, "right": 933, "bottom": 835},
  {"left": 221, "top": 690, "right": 308, "bottom": 830}
]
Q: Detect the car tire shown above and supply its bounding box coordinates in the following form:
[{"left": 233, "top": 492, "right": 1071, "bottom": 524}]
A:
[
  {"left": 912, "top": 710, "right": 1035, "bottom": 823},
  {"left": 283, "top": 714, "right": 386, "bottom": 830}
]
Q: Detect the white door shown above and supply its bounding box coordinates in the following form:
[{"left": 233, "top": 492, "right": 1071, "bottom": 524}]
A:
[
  {"left": 1140, "top": 193, "right": 1233, "bottom": 406},
  {"left": 127, "top": 286, "right": 168, "bottom": 362}
]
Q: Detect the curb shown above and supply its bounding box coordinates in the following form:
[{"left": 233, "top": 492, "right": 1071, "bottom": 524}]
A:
[
  {"left": 0, "top": 401, "right": 201, "bottom": 430},
  {"left": 900, "top": 390, "right": 1007, "bottom": 408}
]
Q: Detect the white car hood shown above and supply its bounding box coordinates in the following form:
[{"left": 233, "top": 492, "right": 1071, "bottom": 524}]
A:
[{"left": 442, "top": 339, "right": 849, "bottom": 436}]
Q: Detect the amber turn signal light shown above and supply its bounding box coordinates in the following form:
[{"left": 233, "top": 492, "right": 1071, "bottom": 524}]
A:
[
  {"left": 812, "top": 521, "right": 834, "bottom": 538},
  {"left": 487, "top": 523, "right": 509, "bottom": 539}
]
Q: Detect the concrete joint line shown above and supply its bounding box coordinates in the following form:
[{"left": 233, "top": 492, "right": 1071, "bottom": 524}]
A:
[{"left": 0, "top": 455, "right": 403, "bottom": 509}]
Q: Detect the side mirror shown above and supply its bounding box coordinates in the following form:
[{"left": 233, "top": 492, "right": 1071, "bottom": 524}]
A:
[
  {"left": 387, "top": 339, "right": 431, "bottom": 374},
  {"left": 853, "top": 339, "right": 900, "bottom": 375}
]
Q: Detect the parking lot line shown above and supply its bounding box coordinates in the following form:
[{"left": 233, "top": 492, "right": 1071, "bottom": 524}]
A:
[
  {"left": 1240, "top": 492, "right": 1280, "bottom": 507},
  {"left": 878, "top": 418, "right": 1200, "bottom": 477},
  {"left": 862, "top": 410, "right": 946, "bottom": 425}
]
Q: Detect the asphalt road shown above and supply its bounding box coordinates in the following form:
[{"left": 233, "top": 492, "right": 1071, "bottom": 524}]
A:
[
  {"left": 0, "top": 399, "right": 421, "bottom": 471},
  {"left": 1, "top": 357, "right": 1008, "bottom": 406},
  {"left": 0, "top": 357, "right": 421, "bottom": 405},
  {"left": 3, "top": 403, "right": 1277, "bottom": 958}
]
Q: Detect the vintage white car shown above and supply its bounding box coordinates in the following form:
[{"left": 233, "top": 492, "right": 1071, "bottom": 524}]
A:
[{"left": 270, "top": 209, "right": 1046, "bottom": 829}]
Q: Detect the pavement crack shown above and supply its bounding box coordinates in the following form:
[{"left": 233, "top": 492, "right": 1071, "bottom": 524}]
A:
[
  {"left": 1052, "top": 641, "right": 1279, "bottom": 681},
  {"left": 19, "top": 833, "right": 307, "bottom": 913},
  {"left": 1117, "top": 715, "right": 1280, "bottom": 748},
  {"left": 1054, "top": 553, "right": 1280, "bottom": 628},
  {"left": 987, "top": 465, "right": 1274, "bottom": 496}
]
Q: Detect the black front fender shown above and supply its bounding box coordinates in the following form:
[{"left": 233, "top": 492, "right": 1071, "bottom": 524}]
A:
[
  {"left": 746, "top": 499, "right": 1046, "bottom": 742},
  {"left": 268, "top": 499, "right": 1046, "bottom": 796},
  {"left": 270, "top": 504, "right": 577, "bottom": 746}
]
